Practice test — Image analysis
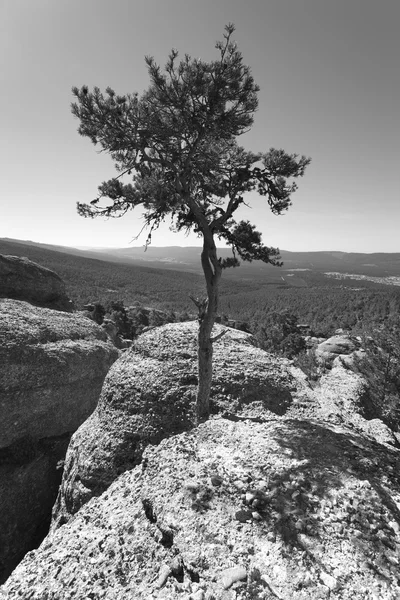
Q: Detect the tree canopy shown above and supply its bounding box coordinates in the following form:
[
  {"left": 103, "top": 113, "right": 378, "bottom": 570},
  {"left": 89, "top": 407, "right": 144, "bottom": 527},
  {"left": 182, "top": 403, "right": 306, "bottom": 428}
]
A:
[{"left": 72, "top": 24, "right": 309, "bottom": 265}]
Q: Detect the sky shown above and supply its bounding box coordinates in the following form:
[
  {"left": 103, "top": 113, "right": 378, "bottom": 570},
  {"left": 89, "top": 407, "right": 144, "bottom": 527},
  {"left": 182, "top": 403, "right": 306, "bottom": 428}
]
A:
[{"left": 1, "top": 0, "right": 399, "bottom": 253}]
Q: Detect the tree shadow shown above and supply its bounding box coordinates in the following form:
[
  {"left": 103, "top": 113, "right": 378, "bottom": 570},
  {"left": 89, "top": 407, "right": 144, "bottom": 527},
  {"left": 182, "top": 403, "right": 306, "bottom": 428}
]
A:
[{"left": 253, "top": 420, "right": 400, "bottom": 589}]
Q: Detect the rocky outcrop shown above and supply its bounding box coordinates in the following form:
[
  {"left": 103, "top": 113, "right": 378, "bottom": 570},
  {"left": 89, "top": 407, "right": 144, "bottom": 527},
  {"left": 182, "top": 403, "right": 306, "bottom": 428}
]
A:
[
  {"left": 3, "top": 417, "right": 400, "bottom": 599},
  {"left": 0, "top": 254, "right": 72, "bottom": 311},
  {"left": 0, "top": 298, "right": 119, "bottom": 582},
  {"left": 0, "top": 299, "right": 119, "bottom": 448},
  {"left": 315, "top": 334, "right": 361, "bottom": 367},
  {"left": 315, "top": 363, "right": 399, "bottom": 447},
  {"left": 52, "top": 322, "right": 311, "bottom": 529}
]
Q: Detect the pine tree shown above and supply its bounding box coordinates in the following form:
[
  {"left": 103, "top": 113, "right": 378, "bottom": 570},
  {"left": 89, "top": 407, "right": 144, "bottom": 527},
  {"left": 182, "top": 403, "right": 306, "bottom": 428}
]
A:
[{"left": 71, "top": 24, "right": 310, "bottom": 420}]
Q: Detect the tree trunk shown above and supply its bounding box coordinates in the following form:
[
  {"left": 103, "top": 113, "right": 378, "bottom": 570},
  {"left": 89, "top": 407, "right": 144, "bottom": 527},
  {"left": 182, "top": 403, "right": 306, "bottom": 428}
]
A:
[
  {"left": 196, "top": 235, "right": 221, "bottom": 422},
  {"left": 381, "top": 351, "right": 392, "bottom": 404}
]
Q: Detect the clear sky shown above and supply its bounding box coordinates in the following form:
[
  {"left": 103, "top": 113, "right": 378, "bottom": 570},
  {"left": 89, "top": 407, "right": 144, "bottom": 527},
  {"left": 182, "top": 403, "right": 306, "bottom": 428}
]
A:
[{"left": 1, "top": 0, "right": 399, "bottom": 252}]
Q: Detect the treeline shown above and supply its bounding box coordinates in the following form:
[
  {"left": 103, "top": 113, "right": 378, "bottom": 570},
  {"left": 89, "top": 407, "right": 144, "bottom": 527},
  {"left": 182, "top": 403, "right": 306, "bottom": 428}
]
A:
[{"left": 223, "top": 286, "right": 400, "bottom": 338}]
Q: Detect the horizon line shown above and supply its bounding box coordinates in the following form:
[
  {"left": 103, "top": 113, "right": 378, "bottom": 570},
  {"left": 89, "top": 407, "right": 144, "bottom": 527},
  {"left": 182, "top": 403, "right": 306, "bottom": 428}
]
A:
[{"left": 1, "top": 237, "right": 400, "bottom": 255}]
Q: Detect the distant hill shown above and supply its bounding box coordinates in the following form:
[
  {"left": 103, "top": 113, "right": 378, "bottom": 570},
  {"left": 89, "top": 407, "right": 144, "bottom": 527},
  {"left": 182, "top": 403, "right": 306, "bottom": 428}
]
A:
[
  {"left": 0, "top": 238, "right": 207, "bottom": 310},
  {"left": 0, "top": 238, "right": 258, "bottom": 312},
  {"left": 3, "top": 238, "right": 400, "bottom": 279},
  {"left": 93, "top": 246, "right": 400, "bottom": 278}
]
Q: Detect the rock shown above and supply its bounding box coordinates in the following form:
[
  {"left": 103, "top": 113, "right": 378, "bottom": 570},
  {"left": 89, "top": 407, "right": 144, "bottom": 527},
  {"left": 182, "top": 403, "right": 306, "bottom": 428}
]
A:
[
  {"left": 316, "top": 365, "right": 399, "bottom": 447},
  {"left": 332, "top": 349, "right": 366, "bottom": 369},
  {"left": 0, "top": 298, "right": 119, "bottom": 582},
  {"left": 219, "top": 565, "right": 247, "bottom": 589},
  {"left": 52, "top": 322, "right": 310, "bottom": 528},
  {"left": 0, "top": 254, "right": 72, "bottom": 311},
  {"left": 315, "top": 334, "right": 360, "bottom": 368},
  {"left": 363, "top": 418, "right": 399, "bottom": 447},
  {"left": 235, "top": 509, "right": 253, "bottom": 523},
  {"left": 0, "top": 299, "right": 119, "bottom": 448},
  {"left": 3, "top": 418, "right": 400, "bottom": 599},
  {"left": 319, "top": 571, "right": 338, "bottom": 590}
]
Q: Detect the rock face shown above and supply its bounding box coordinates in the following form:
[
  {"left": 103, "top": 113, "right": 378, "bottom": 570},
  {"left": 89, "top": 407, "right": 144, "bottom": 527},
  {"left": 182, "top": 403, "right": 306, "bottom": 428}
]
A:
[
  {"left": 0, "top": 254, "right": 72, "bottom": 311},
  {"left": 3, "top": 417, "right": 400, "bottom": 599},
  {"left": 0, "top": 298, "right": 119, "bottom": 582},
  {"left": 0, "top": 299, "right": 119, "bottom": 448},
  {"left": 0, "top": 437, "right": 70, "bottom": 586},
  {"left": 315, "top": 334, "right": 361, "bottom": 367},
  {"left": 315, "top": 364, "right": 399, "bottom": 447},
  {"left": 52, "top": 322, "right": 311, "bottom": 529}
]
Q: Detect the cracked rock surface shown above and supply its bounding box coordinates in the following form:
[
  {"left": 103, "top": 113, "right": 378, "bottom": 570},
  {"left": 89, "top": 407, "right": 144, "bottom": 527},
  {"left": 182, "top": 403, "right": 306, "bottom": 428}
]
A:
[{"left": 2, "top": 417, "right": 400, "bottom": 599}]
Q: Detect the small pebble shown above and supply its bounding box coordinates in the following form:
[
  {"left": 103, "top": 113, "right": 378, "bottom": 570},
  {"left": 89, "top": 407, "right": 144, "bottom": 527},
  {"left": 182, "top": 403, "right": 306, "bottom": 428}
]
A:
[
  {"left": 233, "top": 480, "right": 246, "bottom": 491},
  {"left": 235, "top": 509, "right": 253, "bottom": 523},
  {"left": 185, "top": 481, "right": 200, "bottom": 493},
  {"left": 220, "top": 566, "right": 247, "bottom": 589},
  {"left": 210, "top": 475, "right": 223, "bottom": 487},
  {"left": 319, "top": 571, "right": 338, "bottom": 591},
  {"left": 156, "top": 564, "right": 171, "bottom": 589}
]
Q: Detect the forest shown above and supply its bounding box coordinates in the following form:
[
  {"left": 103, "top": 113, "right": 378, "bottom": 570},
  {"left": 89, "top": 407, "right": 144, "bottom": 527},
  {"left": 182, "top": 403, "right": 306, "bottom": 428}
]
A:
[{"left": 2, "top": 238, "right": 400, "bottom": 336}]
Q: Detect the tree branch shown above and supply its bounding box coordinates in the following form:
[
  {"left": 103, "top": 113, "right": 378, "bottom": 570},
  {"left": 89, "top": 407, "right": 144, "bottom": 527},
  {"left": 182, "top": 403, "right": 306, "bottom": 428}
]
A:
[
  {"left": 210, "top": 330, "right": 228, "bottom": 343},
  {"left": 189, "top": 295, "right": 208, "bottom": 322}
]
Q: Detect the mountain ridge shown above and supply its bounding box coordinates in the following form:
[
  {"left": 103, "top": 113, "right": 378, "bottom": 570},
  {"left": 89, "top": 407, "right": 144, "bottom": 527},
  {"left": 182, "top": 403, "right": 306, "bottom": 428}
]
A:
[{"left": 2, "top": 237, "right": 400, "bottom": 277}]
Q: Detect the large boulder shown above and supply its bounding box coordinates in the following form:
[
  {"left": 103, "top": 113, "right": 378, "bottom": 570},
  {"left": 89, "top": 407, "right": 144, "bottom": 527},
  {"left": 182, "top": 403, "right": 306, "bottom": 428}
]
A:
[
  {"left": 3, "top": 417, "right": 400, "bottom": 599},
  {"left": 0, "top": 298, "right": 119, "bottom": 582},
  {"left": 52, "top": 322, "right": 311, "bottom": 528},
  {"left": 315, "top": 334, "right": 361, "bottom": 367},
  {"left": 0, "top": 254, "right": 72, "bottom": 311},
  {"left": 315, "top": 363, "right": 399, "bottom": 447},
  {"left": 0, "top": 299, "right": 119, "bottom": 448}
]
